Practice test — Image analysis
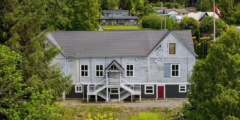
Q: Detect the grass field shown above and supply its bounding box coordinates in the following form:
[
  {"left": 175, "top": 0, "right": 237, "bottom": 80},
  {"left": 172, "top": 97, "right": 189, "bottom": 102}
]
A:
[
  {"left": 60, "top": 104, "right": 179, "bottom": 120},
  {"left": 103, "top": 25, "right": 154, "bottom": 30}
]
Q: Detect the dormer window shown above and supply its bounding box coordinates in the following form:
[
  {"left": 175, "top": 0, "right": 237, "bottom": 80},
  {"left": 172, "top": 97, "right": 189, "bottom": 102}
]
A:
[{"left": 169, "top": 43, "right": 176, "bottom": 54}]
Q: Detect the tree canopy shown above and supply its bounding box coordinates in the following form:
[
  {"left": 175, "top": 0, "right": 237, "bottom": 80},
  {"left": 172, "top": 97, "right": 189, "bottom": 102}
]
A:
[
  {"left": 187, "top": 28, "right": 240, "bottom": 119},
  {"left": 141, "top": 4, "right": 158, "bottom": 16},
  {"left": 179, "top": 17, "right": 200, "bottom": 35},
  {"left": 0, "top": 0, "right": 72, "bottom": 119}
]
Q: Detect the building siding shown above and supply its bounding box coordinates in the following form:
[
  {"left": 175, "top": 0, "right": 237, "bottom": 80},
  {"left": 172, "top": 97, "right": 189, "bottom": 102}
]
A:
[
  {"left": 165, "top": 85, "right": 190, "bottom": 98},
  {"left": 141, "top": 85, "right": 156, "bottom": 98}
]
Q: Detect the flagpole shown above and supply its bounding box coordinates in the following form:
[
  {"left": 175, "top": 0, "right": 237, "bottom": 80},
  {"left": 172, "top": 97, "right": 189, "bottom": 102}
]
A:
[{"left": 213, "top": 0, "right": 216, "bottom": 41}]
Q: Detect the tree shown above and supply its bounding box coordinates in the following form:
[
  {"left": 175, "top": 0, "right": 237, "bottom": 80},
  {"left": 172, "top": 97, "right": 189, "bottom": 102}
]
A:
[
  {"left": 141, "top": 4, "right": 158, "bottom": 16},
  {"left": 179, "top": 17, "right": 200, "bottom": 35},
  {"left": 234, "top": 10, "right": 240, "bottom": 25},
  {"left": 217, "top": 0, "right": 235, "bottom": 24},
  {"left": 187, "top": 28, "right": 240, "bottom": 119},
  {"left": 135, "top": 0, "right": 144, "bottom": 11},
  {"left": 155, "top": 2, "right": 163, "bottom": 7},
  {"left": 200, "top": 16, "right": 226, "bottom": 37},
  {"left": 0, "top": 0, "right": 72, "bottom": 119},
  {"left": 125, "top": 0, "right": 134, "bottom": 11},
  {"left": 109, "top": 0, "right": 119, "bottom": 9},
  {"left": 66, "top": 0, "right": 100, "bottom": 30},
  {"left": 195, "top": 0, "right": 212, "bottom": 11},
  {"left": 101, "top": 0, "right": 109, "bottom": 10},
  {"left": 119, "top": 0, "right": 128, "bottom": 9}
]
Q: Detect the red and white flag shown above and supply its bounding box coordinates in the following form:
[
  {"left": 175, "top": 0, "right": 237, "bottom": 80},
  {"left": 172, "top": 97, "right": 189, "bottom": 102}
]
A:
[{"left": 214, "top": 6, "right": 221, "bottom": 17}]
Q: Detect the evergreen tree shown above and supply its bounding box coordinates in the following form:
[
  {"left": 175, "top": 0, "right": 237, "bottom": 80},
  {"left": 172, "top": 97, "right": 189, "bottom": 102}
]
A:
[
  {"left": 135, "top": 0, "right": 144, "bottom": 11},
  {"left": 195, "top": 0, "right": 212, "bottom": 11},
  {"left": 0, "top": 0, "right": 72, "bottom": 119},
  {"left": 66, "top": 0, "right": 100, "bottom": 30},
  {"left": 125, "top": 0, "right": 134, "bottom": 11},
  {"left": 119, "top": 0, "right": 128, "bottom": 9},
  {"left": 187, "top": 28, "right": 240, "bottom": 119},
  {"left": 101, "top": 0, "right": 109, "bottom": 10}
]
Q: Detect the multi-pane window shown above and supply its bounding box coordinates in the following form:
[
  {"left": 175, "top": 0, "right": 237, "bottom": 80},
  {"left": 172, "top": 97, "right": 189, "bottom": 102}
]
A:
[
  {"left": 145, "top": 85, "right": 154, "bottom": 94},
  {"left": 126, "top": 65, "right": 134, "bottom": 77},
  {"left": 171, "top": 64, "right": 180, "bottom": 77},
  {"left": 179, "top": 85, "right": 186, "bottom": 92},
  {"left": 81, "top": 65, "right": 88, "bottom": 77},
  {"left": 169, "top": 43, "right": 176, "bottom": 54},
  {"left": 118, "top": 20, "right": 124, "bottom": 23},
  {"left": 101, "top": 20, "right": 106, "bottom": 22},
  {"left": 75, "top": 85, "right": 82, "bottom": 93},
  {"left": 96, "top": 65, "right": 104, "bottom": 77},
  {"left": 129, "top": 20, "right": 135, "bottom": 22},
  {"left": 110, "top": 88, "right": 118, "bottom": 94}
]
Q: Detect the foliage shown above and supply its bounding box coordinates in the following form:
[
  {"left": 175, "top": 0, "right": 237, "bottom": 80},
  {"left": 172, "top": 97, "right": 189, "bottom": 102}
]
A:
[
  {"left": 141, "top": 4, "right": 158, "bottom": 16},
  {"left": 234, "top": 10, "right": 240, "bottom": 25},
  {"left": 142, "top": 14, "right": 177, "bottom": 30},
  {"left": 217, "top": 0, "right": 235, "bottom": 24},
  {"left": 200, "top": 16, "right": 227, "bottom": 37},
  {"left": 127, "top": 112, "right": 170, "bottom": 120},
  {"left": 0, "top": 0, "right": 72, "bottom": 119},
  {"left": 103, "top": 25, "right": 154, "bottom": 30},
  {"left": 86, "top": 113, "right": 118, "bottom": 120},
  {"left": 135, "top": 0, "right": 144, "bottom": 11},
  {"left": 155, "top": 2, "right": 163, "bottom": 7},
  {"left": 173, "top": 102, "right": 192, "bottom": 120},
  {"left": 187, "top": 28, "right": 240, "bottom": 119},
  {"left": 179, "top": 17, "right": 200, "bottom": 35},
  {"left": 109, "top": 0, "right": 119, "bottom": 9},
  {"left": 119, "top": 0, "right": 128, "bottom": 9},
  {"left": 163, "top": 2, "right": 185, "bottom": 9},
  {"left": 66, "top": 0, "right": 100, "bottom": 30},
  {"left": 195, "top": 0, "right": 213, "bottom": 11},
  {"left": 101, "top": 0, "right": 109, "bottom": 10},
  {"left": 125, "top": 0, "right": 134, "bottom": 11}
]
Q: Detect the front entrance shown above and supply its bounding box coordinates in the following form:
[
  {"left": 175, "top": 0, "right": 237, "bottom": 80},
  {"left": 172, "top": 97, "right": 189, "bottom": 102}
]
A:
[{"left": 158, "top": 86, "right": 164, "bottom": 99}]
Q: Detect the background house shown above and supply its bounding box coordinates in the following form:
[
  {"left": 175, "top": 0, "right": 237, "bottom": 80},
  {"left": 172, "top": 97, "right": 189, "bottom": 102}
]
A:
[{"left": 100, "top": 10, "right": 138, "bottom": 25}]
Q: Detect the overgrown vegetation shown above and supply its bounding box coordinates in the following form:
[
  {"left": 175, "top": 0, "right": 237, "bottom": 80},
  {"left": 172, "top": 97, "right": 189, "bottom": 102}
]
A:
[
  {"left": 175, "top": 28, "right": 240, "bottom": 119},
  {"left": 60, "top": 103, "right": 176, "bottom": 120}
]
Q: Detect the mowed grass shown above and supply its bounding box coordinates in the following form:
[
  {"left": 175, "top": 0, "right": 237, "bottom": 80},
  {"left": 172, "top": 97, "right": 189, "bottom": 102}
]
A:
[
  {"left": 103, "top": 25, "right": 154, "bottom": 30},
  {"left": 59, "top": 103, "right": 179, "bottom": 120}
]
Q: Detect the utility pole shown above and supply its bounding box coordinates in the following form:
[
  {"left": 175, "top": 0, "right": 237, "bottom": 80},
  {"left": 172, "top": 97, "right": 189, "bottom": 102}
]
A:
[
  {"left": 161, "top": 2, "right": 163, "bottom": 30},
  {"left": 174, "top": 0, "right": 176, "bottom": 9},
  {"left": 201, "top": 0, "right": 203, "bottom": 11},
  {"left": 213, "top": 0, "right": 216, "bottom": 41},
  {"left": 165, "top": 17, "right": 166, "bottom": 30}
]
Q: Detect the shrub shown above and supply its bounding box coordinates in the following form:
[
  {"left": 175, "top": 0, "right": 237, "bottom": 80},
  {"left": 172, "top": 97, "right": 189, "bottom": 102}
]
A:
[
  {"left": 86, "top": 113, "right": 118, "bottom": 120},
  {"left": 127, "top": 112, "right": 170, "bottom": 120},
  {"left": 142, "top": 14, "right": 177, "bottom": 30}
]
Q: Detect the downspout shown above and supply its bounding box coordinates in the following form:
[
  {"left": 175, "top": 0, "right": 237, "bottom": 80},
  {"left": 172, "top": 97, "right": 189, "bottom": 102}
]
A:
[
  {"left": 148, "top": 57, "right": 150, "bottom": 82},
  {"left": 91, "top": 58, "right": 93, "bottom": 84}
]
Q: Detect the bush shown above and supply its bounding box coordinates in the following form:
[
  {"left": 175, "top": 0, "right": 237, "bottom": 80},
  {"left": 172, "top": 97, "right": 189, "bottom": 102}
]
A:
[
  {"left": 142, "top": 14, "right": 177, "bottom": 30},
  {"left": 86, "top": 113, "right": 118, "bottom": 120},
  {"left": 127, "top": 112, "right": 170, "bottom": 120}
]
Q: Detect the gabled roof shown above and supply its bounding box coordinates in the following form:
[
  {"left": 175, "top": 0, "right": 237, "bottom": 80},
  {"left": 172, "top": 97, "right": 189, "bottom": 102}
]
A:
[
  {"left": 105, "top": 60, "right": 124, "bottom": 72},
  {"left": 187, "top": 12, "right": 207, "bottom": 21},
  {"left": 101, "top": 16, "right": 138, "bottom": 20},
  {"left": 154, "top": 7, "right": 167, "bottom": 10},
  {"left": 48, "top": 30, "right": 195, "bottom": 58},
  {"left": 164, "top": 9, "right": 189, "bottom": 14},
  {"left": 100, "top": 10, "right": 129, "bottom": 13}
]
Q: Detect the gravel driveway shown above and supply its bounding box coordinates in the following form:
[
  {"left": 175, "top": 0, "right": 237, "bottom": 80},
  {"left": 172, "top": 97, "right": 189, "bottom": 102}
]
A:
[{"left": 60, "top": 98, "right": 188, "bottom": 109}]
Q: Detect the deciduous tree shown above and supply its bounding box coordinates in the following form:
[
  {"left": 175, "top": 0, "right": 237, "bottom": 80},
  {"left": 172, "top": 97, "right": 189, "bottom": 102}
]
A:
[
  {"left": 179, "top": 17, "right": 200, "bottom": 35},
  {"left": 187, "top": 28, "right": 240, "bottom": 119}
]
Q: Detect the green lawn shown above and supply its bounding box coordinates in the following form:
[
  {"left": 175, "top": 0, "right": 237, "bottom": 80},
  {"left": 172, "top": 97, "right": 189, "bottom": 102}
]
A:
[{"left": 103, "top": 25, "right": 154, "bottom": 30}]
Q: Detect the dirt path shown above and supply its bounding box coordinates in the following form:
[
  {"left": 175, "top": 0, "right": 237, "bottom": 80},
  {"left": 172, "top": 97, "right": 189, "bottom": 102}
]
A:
[{"left": 60, "top": 98, "right": 188, "bottom": 109}]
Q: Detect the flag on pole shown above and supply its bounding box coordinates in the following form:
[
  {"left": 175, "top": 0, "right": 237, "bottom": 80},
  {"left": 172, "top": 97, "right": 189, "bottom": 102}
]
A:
[{"left": 214, "top": 6, "right": 221, "bottom": 17}]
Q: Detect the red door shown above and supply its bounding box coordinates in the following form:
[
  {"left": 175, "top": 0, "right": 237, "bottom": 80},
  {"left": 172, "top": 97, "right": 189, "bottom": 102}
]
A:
[{"left": 158, "top": 86, "right": 164, "bottom": 99}]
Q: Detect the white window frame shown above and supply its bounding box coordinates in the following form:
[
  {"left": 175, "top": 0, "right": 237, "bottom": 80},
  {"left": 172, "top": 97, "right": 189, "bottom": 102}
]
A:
[
  {"left": 75, "top": 85, "right": 82, "bottom": 93},
  {"left": 168, "top": 43, "right": 177, "bottom": 55},
  {"left": 110, "top": 88, "right": 119, "bottom": 94},
  {"left": 171, "top": 64, "right": 180, "bottom": 77},
  {"left": 129, "top": 20, "right": 135, "bottom": 22},
  {"left": 179, "top": 85, "right": 186, "bottom": 93},
  {"left": 101, "top": 20, "right": 106, "bottom": 22},
  {"left": 125, "top": 64, "right": 134, "bottom": 77},
  {"left": 95, "top": 65, "right": 104, "bottom": 77},
  {"left": 80, "top": 64, "right": 89, "bottom": 77},
  {"left": 145, "top": 85, "right": 154, "bottom": 94}
]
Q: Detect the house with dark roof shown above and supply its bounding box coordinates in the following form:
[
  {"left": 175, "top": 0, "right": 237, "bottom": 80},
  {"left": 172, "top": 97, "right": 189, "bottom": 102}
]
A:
[
  {"left": 100, "top": 10, "right": 138, "bottom": 25},
  {"left": 48, "top": 30, "right": 196, "bottom": 102}
]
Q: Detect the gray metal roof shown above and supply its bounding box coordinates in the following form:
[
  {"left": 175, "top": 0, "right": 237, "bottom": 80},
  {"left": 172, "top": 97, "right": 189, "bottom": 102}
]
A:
[
  {"left": 48, "top": 30, "right": 195, "bottom": 58},
  {"left": 101, "top": 16, "right": 138, "bottom": 20},
  {"left": 100, "top": 10, "right": 129, "bottom": 13}
]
